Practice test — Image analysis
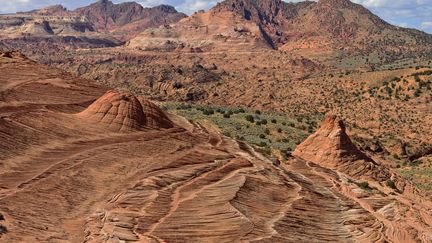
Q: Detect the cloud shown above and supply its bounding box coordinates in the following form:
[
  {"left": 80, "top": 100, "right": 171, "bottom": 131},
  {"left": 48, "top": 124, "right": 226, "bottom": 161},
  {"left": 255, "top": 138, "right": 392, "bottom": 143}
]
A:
[
  {"left": 421, "top": 21, "right": 432, "bottom": 30},
  {"left": 176, "top": 0, "right": 218, "bottom": 14},
  {"left": 352, "top": 0, "right": 432, "bottom": 33},
  {"left": 136, "top": 0, "right": 171, "bottom": 7}
]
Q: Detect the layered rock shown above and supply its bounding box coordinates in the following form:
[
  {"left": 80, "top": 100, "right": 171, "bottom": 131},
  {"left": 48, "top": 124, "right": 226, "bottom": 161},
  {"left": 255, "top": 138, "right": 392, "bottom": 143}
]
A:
[
  {"left": 72, "top": 0, "right": 186, "bottom": 33},
  {"left": 77, "top": 90, "right": 173, "bottom": 131},
  {"left": 128, "top": 0, "right": 432, "bottom": 52},
  {"left": 0, "top": 0, "right": 186, "bottom": 41},
  {"left": 293, "top": 115, "right": 390, "bottom": 180}
]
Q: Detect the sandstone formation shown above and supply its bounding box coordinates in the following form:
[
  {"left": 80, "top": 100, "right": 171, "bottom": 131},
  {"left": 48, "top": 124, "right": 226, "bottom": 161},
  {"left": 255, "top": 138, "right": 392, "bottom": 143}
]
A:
[
  {"left": 128, "top": 0, "right": 432, "bottom": 52},
  {"left": 0, "top": 52, "right": 431, "bottom": 243},
  {"left": 0, "top": 0, "right": 186, "bottom": 42},
  {"left": 73, "top": 0, "right": 186, "bottom": 33},
  {"left": 77, "top": 90, "right": 173, "bottom": 131},
  {"left": 293, "top": 115, "right": 390, "bottom": 180}
]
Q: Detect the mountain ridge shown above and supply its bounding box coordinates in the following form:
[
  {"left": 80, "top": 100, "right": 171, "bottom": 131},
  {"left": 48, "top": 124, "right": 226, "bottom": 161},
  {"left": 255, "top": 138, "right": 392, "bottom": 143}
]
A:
[{"left": 127, "top": 0, "right": 432, "bottom": 52}]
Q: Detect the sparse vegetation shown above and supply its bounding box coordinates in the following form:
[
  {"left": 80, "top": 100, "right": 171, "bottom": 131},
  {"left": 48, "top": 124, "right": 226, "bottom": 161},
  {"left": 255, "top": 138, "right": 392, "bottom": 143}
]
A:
[
  {"left": 0, "top": 225, "right": 6, "bottom": 235},
  {"left": 357, "top": 181, "right": 371, "bottom": 190},
  {"left": 386, "top": 180, "right": 397, "bottom": 190},
  {"left": 164, "top": 103, "right": 317, "bottom": 159}
]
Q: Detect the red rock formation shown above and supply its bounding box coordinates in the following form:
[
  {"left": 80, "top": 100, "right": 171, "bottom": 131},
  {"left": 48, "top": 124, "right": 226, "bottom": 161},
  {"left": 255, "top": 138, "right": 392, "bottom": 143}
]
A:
[
  {"left": 73, "top": 0, "right": 186, "bottom": 32},
  {"left": 78, "top": 90, "right": 173, "bottom": 131},
  {"left": 293, "top": 115, "right": 390, "bottom": 180},
  {"left": 129, "top": 0, "right": 432, "bottom": 52}
]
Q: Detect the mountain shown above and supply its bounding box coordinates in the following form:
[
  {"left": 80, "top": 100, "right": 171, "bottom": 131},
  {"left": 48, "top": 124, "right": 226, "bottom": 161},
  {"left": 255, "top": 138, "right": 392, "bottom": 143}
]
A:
[
  {"left": 128, "top": 0, "right": 432, "bottom": 53},
  {"left": 0, "top": 0, "right": 186, "bottom": 41},
  {"left": 72, "top": 0, "right": 186, "bottom": 33}
]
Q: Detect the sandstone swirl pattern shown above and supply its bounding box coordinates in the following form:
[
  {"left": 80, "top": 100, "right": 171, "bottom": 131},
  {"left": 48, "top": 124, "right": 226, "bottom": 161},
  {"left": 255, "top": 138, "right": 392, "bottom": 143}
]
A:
[{"left": 0, "top": 52, "right": 431, "bottom": 243}]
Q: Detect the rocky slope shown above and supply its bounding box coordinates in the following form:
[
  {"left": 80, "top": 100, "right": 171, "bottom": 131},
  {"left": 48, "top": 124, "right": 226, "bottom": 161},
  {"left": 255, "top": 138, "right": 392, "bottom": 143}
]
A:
[
  {"left": 293, "top": 115, "right": 390, "bottom": 180},
  {"left": 73, "top": 0, "right": 186, "bottom": 34},
  {"left": 0, "top": 0, "right": 186, "bottom": 42},
  {"left": 128, "top": 0, "right": 432, "bottom": 53},
  {"left": 0, "top": 52, "right": 431, "bottom": 242}
]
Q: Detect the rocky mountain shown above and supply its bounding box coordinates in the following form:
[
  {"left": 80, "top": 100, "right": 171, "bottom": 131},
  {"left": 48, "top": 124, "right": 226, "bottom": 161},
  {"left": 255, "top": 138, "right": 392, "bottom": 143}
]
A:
[
  {"left": 20, "top": 4, "right": 69, "bottom": 16},
  {"left": 129, "top": 0, "right": 432, "bottom": 53},
  {"left": 0, "top": 0, "right": 186, "bottom": 41},
  {"left": 72, "top": 0, "right": 186, "bottom": 33}
]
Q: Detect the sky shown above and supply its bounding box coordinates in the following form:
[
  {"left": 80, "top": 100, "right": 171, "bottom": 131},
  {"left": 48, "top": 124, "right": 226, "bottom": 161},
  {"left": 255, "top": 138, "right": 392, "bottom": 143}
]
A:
[{"left": 0, "top": 0, "right": 431, "bottom": 33}]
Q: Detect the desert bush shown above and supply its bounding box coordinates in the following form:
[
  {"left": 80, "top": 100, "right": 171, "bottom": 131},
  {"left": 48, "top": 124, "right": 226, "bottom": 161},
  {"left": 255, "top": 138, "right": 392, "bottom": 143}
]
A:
[
  {"left": 259, "top": 134, "right": 266, "bottom": 139},
  {"left": 255, "top": 110, "right": 261, "bottom": 115},
  {"left": 237, "top": 108, "right": 245, "bottom": 113},
  {"left": 203, "top": 109, "right": 214, "bottom": 115},
  {"left": 261, "top": 119, "right": 268, "bottom": 125},
  {"left": 245, "top": 115, "right": 254, "bottom": 123},
  {"left": 386, "top": 180, "right": 397, "bottom": 190},
  {"left": 271, "top": 119, "right": 277, "bottom": 124},
  {"left": 357, "top": 181, "right": 370, "bottom": 190},
  {"left": 0, "top": 225, "right": 6, "bottom": 234}
]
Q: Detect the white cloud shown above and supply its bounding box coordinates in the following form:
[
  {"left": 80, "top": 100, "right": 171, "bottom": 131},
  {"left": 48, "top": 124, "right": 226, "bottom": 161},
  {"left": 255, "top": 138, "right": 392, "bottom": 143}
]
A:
[
  {"left": 421, "top": 21, "right": 432, "bottom": 29},
  {"left": 136, "top": 0, "right": 170, "bottom": 7},
  {"left": 176, "top": 0, "right": 218, "bottom": 14}
]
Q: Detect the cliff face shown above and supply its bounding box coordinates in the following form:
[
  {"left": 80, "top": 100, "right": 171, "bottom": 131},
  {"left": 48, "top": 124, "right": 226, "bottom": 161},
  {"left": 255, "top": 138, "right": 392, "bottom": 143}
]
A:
[
  {"left": 0, "top": 0, "right": 186, "bottom": 40},
  {"left": 128, "top": 0, "right": 432, "bottom": 52},
  {"left": 72, "top": 0, "right": 186, "bottom": 32}
]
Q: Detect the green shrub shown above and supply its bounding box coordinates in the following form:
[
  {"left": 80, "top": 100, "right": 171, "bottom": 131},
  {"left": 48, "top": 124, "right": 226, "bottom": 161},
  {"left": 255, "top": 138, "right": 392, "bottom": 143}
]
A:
[
  {"left": 277, "top": 128, "right": 282, "bottom": 133},
  {"left": 271, "top": 119, "right": 277, "bottom": 123},
  {"left": 261, "top": 119, "right": 268, "bottom": 125},
  {"left": 256, "top": 121, "right": 261, "bottom": 126},
  {"left": 386, "top": 180, "right": 397, "bottom": 190},
  {"left": 357, "top": 181, "right": 370, "bottom": 190},
  {"left": 245, "top": 115, "right": 254, "bottom": 123},
  {"left": 255, "top": 110, "right": 261, "bottom": 115},
  {"left": 264, "top": 129, "right": 270, "bottom": 135},
  {"left": 0, "top": 213, "right": 3, "bottom": 221},
  {"left": 259, "top": 134, "right": 266, "bottom": 139},
  {"left": 282, "top": 122, "right": 287, "bottom": 126},
  {"left": 223, "top": 113, "right": 231, "bottom": 118},
  {"left": 202, "top": 109, "right": 214, "bottom": 115}
]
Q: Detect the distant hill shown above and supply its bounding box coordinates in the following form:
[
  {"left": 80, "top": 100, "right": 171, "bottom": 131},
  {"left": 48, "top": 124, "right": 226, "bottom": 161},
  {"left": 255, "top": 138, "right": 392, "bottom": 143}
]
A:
[
  {"left": 0, "top": 0, "right": 187, "bottom": 41},
  {"left": 128, "top": 0, "right": 432, "bottom": 54}
]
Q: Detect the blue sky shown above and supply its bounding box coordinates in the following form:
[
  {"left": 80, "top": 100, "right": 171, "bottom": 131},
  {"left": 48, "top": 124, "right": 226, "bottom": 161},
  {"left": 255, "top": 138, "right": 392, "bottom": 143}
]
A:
[{"left": 1, "top": 0, "right": 431, "bottom": 33}]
